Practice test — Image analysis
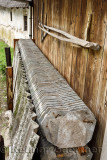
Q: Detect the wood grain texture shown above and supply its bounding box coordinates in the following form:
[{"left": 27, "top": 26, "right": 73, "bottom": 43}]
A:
[
  {"left": 39, "top": 24, "right": 100, "bottom": 50},
  {"left": 33, "top": 0, "right": 107, "bottom": 159},
  {"left": 6, "top": 67, "right": 13, "bottom": 111},
  {"left": 5, "top": 47, "right": 12, "bottom": 66},
  {"left": 14, "top": 39, "right": 19, "bottom": 51}
]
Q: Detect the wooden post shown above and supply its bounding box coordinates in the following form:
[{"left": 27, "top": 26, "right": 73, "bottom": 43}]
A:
[
  {"left": 0, "top": 135, "right": 5, "bottom": 160},
  {"left": 32, "top": 39, "right": 35, "bottom": 43},
  {"left": 6, "top": 67, "right": 13, "bottom": 111},
  {"left": 14, "top": 39, "right": 19, "bottom": 50},
  {"left": 14, "top": 39, "right": 35, "bottom": 51},
  {"left": 5, "top": 47, "right": 11, "bottom": 66}
]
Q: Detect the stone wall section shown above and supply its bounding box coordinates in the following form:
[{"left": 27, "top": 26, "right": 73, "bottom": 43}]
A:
[{"left": 9, "top": 42, "right": 39, "bottom": 160}]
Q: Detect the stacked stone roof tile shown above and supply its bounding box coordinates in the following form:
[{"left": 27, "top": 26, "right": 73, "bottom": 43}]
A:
[{"left": 0, "top": 0, "right": 28, "bottom": 8}]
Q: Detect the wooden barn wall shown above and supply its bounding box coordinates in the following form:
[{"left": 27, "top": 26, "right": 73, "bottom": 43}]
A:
[{"left": 33, "top": 0, "right": 107, "bottom": 159}]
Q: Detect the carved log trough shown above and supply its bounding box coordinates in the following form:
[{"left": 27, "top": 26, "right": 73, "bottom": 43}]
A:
[{"left": 18, "top": 39, "right": 96, "bottom": 148}]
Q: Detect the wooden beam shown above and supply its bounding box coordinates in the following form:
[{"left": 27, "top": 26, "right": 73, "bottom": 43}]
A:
[
  {"left": 14, "top": 39, "right": 35, "bottom": 50},
  {"left": 32, "top": 39, "right": 35, "bottom": 43},
  {"left": 5, "top": 47, "right": 11, "bottom": 66},
  {"left": 39, "top": 24, "right": 100, "bottom": 50},
  {"left": 14, "top": 39, "right": 19, "bottom": 50},
  {"left": 6, "top": 67, "right": 13, "bottom": 111}
]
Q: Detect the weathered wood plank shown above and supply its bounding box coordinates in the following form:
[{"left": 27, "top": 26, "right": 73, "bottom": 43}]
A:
[
  {"left": 93, "top": 20, "right": 107, "bottom": 160},
  {"left": 14, "top": 39, "right": 19, "bottom": 50},
  {"left": 57, "top": 0, "right": 63, "bottom": 74},
  {"left": 70, "top": 0, "right": 82, "bottom": 90},
  {"left": 37, "top": 0, "right": 42, "bottom": 48},
  {"left": 39, "top": 24, "right": 100, "bottom": 50},
  {"left": 41, "top": 0, "right": 49, "bottom": 59},
  {"left": 64, "top": 0, "right": 73, "bottom": 83},
  {"left": 5, "top": 47, "right": 12, "bottom": 66},
  {"left": 70, "top": 0, "right": 78, "bottom": 89},
  {"left": 46, "top": 0, "right": 52, "bottom": 62},
  {"left": 83, "top": 1, "right": 107, "bottom": 159},
  {"left": 6, "top": 67, "right": 13, "bottom": 111},
  {"left": 74, "top": 0, "right": 89, "bottom": 99},
  {"left": 51, "top": 0, "right": 60, "bottom": 70},
  {"left": 58, "top": 0, "right": 65, "bottom": 76},
  {"left": 33, "top": 1, "right": 107, "bottom": 159}
]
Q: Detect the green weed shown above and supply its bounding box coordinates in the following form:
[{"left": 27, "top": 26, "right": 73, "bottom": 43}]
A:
[{"left": 0, "top": 41, "right": 14, "bottom": 77}]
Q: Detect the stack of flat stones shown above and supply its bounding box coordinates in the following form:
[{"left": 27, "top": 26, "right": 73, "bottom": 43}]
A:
[
  {"left": 17, "top": 39, "right": 96, "bottom": 159},
  {"left": 9, "top": 44, "right": 39, "bottom": 160}
]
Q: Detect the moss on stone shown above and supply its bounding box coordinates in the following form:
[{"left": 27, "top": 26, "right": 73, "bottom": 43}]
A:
[
  {"left": 9, "top": 125, "right": 13, "bottom": 134},
  {"left": 30, "top": 140, "right": 35, "bottom": 148},
  {"left": 13, "top": 91, "right": 22, "bottom": 117}
]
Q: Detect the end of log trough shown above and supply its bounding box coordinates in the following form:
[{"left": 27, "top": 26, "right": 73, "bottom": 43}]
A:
[
  {"left": 6, "top": 67, "right": 13, "bottom": 111},
  {"left": 42, "top": 110, "right": 96, "bottom": 148}
]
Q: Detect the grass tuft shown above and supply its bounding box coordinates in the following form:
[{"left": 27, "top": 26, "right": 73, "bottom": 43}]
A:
[{"left": 0, "top": 41, "right": 14, "bottom": 78}]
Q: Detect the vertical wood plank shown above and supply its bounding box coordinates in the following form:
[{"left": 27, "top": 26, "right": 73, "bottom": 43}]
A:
[
  {"left": 14, "top": 39, "right": 19, "bottom": 50},
  {"left": 74, "top": 0, "right": 89, "bottom": 99},
  {"left": 64, "top": 0, "right": 74, "bottom": 83},
  {"left": 33, "top": 0, "right": 39, "bottom": 44},
  {"left": 51, "top": 0, "right": 60, "bottom": 69},
  {"left": 37, "top": 0, "right": 42, "bottom": 48},
  {"left": 33, "top": 1, "right": 107, "bottom": 159},
  {"left": 49, "top": 0, "right": 55, "bottom": 65},
  {"left": 70, "top": 0, "right": 81, "bottom": 89},
  {"left": 83, "top": 1, "right": 107, "bottom": 159},
  {"left": 57, "top": 1, "right": 62, "bottom": 73},
  {"left": 60, "top": 0, "right": 67, "bottom": 77},
  {"left": 5, "top": 47, "right": 12, "bottom": 66},
  {"left": 46, "top": 0, "right": 52, "bottom": 62},
  {"left": 92, "top": 21, "right": 107, "bottom": 160},
  {"left": 41, "top": 0, "right": 49, "bottom": 59},
  {"left": 6, "top": 67, "right": 13, "bottom": 111}
]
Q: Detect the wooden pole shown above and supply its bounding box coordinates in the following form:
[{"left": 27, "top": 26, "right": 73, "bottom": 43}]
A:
[
  {"left": 6, "top": 67, "right": 13, "bottom": 111},
  {"left": 14, "top": 39, "right": 19, "bottom": 50},
  {"left": 0, "top": 135, "right": 5, "bottom": 160},
  {"left": 5, "top": 48, "right": 11, "bottom": 66}
]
